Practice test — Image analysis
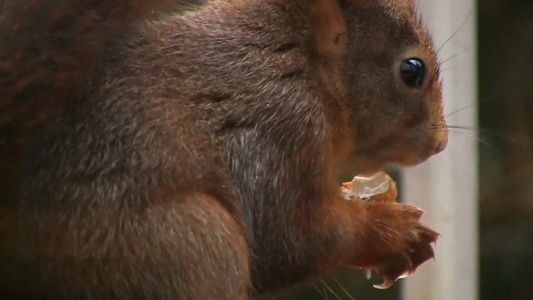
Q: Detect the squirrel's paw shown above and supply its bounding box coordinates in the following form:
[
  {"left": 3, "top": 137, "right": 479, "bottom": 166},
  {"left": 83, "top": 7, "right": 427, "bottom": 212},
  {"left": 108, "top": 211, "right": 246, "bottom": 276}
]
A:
[{"left": 354, "top": 201, "right": 439, "bottom": 289}]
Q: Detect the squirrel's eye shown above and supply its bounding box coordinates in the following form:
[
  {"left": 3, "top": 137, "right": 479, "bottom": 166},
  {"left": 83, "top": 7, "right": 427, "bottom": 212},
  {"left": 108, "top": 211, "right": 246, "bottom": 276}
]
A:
[{"left": 400, "top": 58, "right": 425, "bottom": 88}]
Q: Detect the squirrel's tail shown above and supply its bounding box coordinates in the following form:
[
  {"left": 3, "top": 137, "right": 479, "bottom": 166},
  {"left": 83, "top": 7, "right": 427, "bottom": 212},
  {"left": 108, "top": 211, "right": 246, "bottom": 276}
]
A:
[{"left": 0, "top": 0, "right": 202, "bottom": 145}]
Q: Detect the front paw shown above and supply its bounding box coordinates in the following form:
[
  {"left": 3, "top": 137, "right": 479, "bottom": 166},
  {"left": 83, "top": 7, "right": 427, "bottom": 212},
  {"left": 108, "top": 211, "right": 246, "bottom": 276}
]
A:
[{"left": 354, "top": 201, "right": 439, "bottom": 289}]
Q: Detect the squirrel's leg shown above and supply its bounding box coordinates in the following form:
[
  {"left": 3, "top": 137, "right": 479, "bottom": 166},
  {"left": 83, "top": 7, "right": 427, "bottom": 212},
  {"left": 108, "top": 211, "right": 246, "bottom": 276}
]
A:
[
  {"left": 322, "top": 192, "right": 438, "bottom": 289},
  {"left": 19, "top": 193, "right": 250, "bottom": 299},
  {"left": 229, "top": 131, "right": 437, "bottom": 292},
  {"left": 247, "top": 182, "right": 438, "bottom": 292}
]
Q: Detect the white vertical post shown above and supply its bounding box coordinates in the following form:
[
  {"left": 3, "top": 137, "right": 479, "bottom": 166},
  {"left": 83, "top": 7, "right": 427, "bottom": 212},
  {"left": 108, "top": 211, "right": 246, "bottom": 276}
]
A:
[{"left": 401, "top": 1, "right": 478, "bottom": 300}]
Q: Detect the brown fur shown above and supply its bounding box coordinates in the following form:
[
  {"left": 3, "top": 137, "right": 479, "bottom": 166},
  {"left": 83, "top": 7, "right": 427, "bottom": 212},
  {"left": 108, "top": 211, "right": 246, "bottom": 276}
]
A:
[{"left": 0, "top": 0, "right": 447, "bottom": 299}]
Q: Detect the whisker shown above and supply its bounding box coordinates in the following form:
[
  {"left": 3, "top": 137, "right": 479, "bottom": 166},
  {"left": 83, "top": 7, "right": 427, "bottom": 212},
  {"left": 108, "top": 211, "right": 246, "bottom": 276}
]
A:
[
  {"left": 313, "top": 282, "right": 329, "bottom": 300},
  {"left": 436, "top": 6, "right": 474, "bottom": 55},
  {"left": 445, "top": 125, "right": 532, "bottom": 148},
  {"left": 332, "top": 276, "right": 355, "bottom": 300},
  {"left": 439, "top": 49, "right": 469, "bottom": 66},
  {"left": 444, "top": 93, "right": 509, "bottom": 119},
  {"left": 444, "top": 104, "right": 476, "bottom": 119},
  {"left": 319, "top": 279, "right": 341, "bottom": 300},
  {"left": 439, "top": 67, "right": 455, "bottom": 74},
  {"left": 444, "top": 129, "right": 503, "bottom": 153},
  {"left": 476, "top": 137, "right": 504, "bottom": 153}
]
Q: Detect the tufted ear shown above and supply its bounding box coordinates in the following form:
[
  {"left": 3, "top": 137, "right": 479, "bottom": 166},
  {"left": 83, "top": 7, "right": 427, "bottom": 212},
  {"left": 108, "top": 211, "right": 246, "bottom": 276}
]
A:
[
  {"left": 309, "top": 0, "right": 347, "bottom": 60},
  {"left": 308, "top": 0, "right": 379, "bottom": 60},
  {"left": 339, "top": 0, "right": 377, "bottom": 8}
]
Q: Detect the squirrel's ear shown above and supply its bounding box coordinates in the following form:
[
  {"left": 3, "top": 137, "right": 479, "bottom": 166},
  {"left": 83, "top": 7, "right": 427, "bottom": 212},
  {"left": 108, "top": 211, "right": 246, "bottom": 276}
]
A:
[
  {"left": 309, "top": 0, "right": 347, "bottom": 59},
  {"left": 339, "top": 0, "right": 376, "bottom": 8}
]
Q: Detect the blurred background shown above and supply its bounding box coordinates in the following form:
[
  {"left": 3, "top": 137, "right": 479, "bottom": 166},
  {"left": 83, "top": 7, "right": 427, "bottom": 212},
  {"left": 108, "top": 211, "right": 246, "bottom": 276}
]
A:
[
  {"left": 478, "top": 0, "right": 533, "bottom": 299},
  {"left": 268, "top": 0, "right": 533, "bottom": 299}
]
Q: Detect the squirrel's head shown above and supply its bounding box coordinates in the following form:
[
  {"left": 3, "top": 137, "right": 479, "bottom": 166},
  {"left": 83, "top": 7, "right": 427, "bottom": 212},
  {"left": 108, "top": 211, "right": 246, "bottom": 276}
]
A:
[
  {"left": 320, "top": 0, "right": 449, "bottom": 174},
  {"left": 151, "top": 0, "right": 448, "bottom": 175}
]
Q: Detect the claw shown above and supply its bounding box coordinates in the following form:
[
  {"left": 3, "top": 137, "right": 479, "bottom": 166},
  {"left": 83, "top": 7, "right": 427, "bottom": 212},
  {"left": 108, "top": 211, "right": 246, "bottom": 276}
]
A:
[
  {"left": 373, "top": 277, "right": 396, "bottom": 289},
  {"left": 412, "top": 207, "right": 425, "bottom": 219},
  {"left": 399, "top": 270, "right": 411, "bottom": 279},
  {"left": 364, "top": 268, "right": 372, "bottom": 280}
]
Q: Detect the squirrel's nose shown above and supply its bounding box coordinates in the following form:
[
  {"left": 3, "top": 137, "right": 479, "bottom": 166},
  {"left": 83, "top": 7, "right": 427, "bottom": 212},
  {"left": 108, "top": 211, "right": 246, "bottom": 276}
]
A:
[{"left": 434, "top": 139, "right": 448, "bottom": 154}]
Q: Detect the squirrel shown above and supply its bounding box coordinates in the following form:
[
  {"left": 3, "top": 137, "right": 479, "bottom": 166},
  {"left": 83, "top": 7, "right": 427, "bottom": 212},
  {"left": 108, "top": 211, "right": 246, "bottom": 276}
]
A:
[{"left": 0, "top": 0, "right": 448, "bottom": 299}]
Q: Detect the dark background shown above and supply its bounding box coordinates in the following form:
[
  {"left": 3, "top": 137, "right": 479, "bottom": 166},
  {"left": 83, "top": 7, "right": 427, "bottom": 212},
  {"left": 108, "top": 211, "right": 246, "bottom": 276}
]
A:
[
  {"left": 270, "top": 0, "right": 533, "bottom": 299},
  {"left": 479, "top": 0, "right": 533, "bottom": 299}
]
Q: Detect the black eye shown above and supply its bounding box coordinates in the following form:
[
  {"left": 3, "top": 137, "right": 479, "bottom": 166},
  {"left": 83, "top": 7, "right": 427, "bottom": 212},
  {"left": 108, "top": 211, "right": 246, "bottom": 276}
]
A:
[{"left": 400, "top": 58, "right": 425, "bottom": 88}]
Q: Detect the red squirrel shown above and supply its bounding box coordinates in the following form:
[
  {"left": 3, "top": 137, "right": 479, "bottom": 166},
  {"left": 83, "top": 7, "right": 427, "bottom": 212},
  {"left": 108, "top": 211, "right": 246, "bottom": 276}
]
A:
[{"left": 0, "top": 0, "right": 448, "bottom": 299}]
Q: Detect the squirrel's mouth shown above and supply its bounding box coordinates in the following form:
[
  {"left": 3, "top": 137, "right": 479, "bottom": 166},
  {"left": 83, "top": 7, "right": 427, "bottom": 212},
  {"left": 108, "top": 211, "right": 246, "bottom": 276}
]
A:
[{"left": 335, "top": 134, "right": 447, "bottom": 177}]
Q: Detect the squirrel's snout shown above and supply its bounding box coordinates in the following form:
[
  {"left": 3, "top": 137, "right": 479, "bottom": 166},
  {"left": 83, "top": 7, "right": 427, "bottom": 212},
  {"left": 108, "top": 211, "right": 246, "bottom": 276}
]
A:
[
  {"left": 434, "top": 138, "right": 447, "bottom": 154},
  {"left": 433, "top": 122, "right": 448, "bottom": 155}
]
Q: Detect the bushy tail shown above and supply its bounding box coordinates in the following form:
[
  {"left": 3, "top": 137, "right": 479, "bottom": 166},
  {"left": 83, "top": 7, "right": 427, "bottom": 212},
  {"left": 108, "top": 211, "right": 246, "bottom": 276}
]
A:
[{"left": 0, "top": 0, "right": 201, "bottom": 145}]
